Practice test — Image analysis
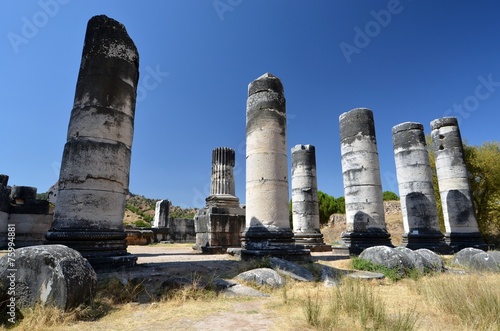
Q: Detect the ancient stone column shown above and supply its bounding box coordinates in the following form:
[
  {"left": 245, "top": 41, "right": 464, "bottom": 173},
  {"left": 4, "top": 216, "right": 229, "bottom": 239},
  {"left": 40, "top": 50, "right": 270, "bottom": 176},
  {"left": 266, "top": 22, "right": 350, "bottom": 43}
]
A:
[
  {"left": 339, "top": 108, "right": 392, "bottom": 254},
  {"left": 392, "top": 122, "right": 450, "bottom": 253},
  {"left": 194, "top": 147, "right": 245, "bottom": 253},
  {"left": 206, "top": 147, "right": 239, "bottom": 206},
  {"left": 242, "top": 73, "right": 309, "bottom": 260},
  {"left": 153, "top": 200, "right": 170, "bottom": 228},
  {"left": 46, "top": 15, "right": 139, "bottom": 268},
  {"left": 430, "top": 117, "right": 487, "bottom": 251},
  {"left": 291, "top": 144, "right": 331, "bottom": 251}
]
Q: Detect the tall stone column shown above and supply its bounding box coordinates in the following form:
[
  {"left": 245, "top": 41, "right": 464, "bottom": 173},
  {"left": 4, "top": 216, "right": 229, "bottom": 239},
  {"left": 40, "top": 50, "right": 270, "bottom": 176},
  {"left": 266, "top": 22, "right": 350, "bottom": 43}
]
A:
[
  {"left": 242, "top": 73, "right": 309, "bottom": 260},
  {"left": 206, "top": 147, "right": 239, "bottom": 206},
  {"left": 153, "top": 200, "right": 170, "bottom": 228},
  {"left": 430, "top": 117, "right": 487, "bottom": 251},
  {"left": 339, "top": 108, "right": 392, "bottom": 254},
  {"left": 291, "top": 145, "right": 331, "bottom": 251},
  {"left": 46, "top": 15, "right": 139, "bottom": 268},
  {"left": 392, "top": 122, "right": 450, "bottom": 253}
]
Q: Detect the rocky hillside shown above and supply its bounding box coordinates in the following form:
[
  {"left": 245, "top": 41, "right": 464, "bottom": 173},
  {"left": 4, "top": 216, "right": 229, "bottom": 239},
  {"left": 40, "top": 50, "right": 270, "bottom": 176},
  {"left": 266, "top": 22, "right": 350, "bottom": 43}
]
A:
[{"left": 124, "top": 193, "right": 199, "bottom": 227}]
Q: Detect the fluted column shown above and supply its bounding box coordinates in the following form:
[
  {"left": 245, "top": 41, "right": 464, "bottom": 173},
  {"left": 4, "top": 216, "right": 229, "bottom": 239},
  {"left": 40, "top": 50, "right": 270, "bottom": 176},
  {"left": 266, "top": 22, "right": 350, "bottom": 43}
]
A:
[
  {"left": 46, "top": 15, "right": 139, "bottom": 268},
  {"left": 430, "top": 117, "right": 486, "bottom": 251},
  {"left": 206, "top": 147, "right": 239, "bottom": 206}
]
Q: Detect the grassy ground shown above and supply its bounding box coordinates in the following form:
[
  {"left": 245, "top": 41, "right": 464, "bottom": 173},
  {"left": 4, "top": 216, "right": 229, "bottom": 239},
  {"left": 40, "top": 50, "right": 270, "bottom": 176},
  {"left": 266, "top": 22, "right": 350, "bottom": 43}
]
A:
[{"left": 2, "top": 256, "right": 499, "bottom": 331}]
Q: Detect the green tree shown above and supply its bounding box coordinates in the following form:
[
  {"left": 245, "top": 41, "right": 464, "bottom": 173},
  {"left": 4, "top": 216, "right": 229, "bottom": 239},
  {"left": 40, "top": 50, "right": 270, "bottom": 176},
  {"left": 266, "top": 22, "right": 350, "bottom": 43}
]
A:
[
  {"left": 428, "top": 137, "right": 500, "bottom": 241},
  {"left": 463, "top": 142, "right": 500, "bottom": 236},
  {"left": 318, "top": 191, "right": 339, "bottom": 226},
  {"left": 382, "top": 191, "right": 399, "bottom": 201}
]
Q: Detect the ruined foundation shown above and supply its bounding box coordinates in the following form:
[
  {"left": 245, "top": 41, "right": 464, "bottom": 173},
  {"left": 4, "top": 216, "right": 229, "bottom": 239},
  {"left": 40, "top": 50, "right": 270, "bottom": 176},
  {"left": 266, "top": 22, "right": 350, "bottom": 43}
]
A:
[
  {"left": 291, "top": 145, "right": 331, "bottom": 252},
  {"left": 194, "top": 147, "right": 245, "bottom": 253},
  {"left": 45, "top": 15, "right": 139, "bottom": 268},
  {"left": 339, "top": 108, "right": 393, "bottom": 254},
  {"left": 430, "top": 117, "right": 487, "bottom": 252},
  {"left": 392, "top": 122, "right": 451, "bottom": 253},
  {"left": 0, "top": 176, "right": 53, "bottom": 249},
  {"left": 241, "top": 73, "right": 310, "bottom": 260}
]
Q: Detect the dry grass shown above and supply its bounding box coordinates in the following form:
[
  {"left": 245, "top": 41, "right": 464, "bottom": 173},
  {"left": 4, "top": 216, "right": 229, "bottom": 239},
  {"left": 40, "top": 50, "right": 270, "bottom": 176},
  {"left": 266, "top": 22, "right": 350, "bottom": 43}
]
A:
[{"left": 2, "top": 262, "right": 499, "bottom": 331}]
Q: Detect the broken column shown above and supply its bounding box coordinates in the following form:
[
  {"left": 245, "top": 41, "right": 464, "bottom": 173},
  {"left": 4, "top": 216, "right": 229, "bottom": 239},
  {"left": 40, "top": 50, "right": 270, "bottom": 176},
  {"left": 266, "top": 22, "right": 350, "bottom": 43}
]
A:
[
  {"left": 45, "top": 15, "right": 139, "bottom": 268},
  {"left": 241, "top": 73, "right": 310, "bottom": 260},
  {"left": 339, "top": 108, "right": 392, "bottom": 254},
  {"left": 392, "top": 122, "right": 450, "bottom": 253},
  {"left": 153, "top": 200, "right": 170, "bottom": 228},
  {"left": 206, "top": 147, "right": 240, "bottom": 206},
  {"left": 291, "top": 144, "right": 331, "bottom": 251},
  {"left": 430, "top": 117, "right": 487, "bottom": 251},
  {"left": 194, "top": 147, "right": 245, "bottom": 253}
]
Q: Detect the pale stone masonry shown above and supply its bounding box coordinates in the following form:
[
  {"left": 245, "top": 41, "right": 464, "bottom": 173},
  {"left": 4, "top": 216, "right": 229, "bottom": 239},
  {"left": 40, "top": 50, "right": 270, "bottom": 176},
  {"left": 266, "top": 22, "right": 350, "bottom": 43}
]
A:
[
  {"left": 206, "top": 147, "right": 239, "bottom": 206},
  {"left": 45, "top": 15, "right": 139, "bottom": 268},
  {"left": 392, "top": 122, "right": 450, "bottom": 253},
  {"left": 339, "top": 108, "right": 392, "bottom": 254},
  {"left": 241, "top": 73, "right": 310, "bottom": 260},
  {"left": 153, "top": 200, "right": 170, "bottom": 228},
  {"left": 194, "top": 147, "right": 245, "bottom": 253},
  {"left": 291, "top": 144, "right": 330, "bottom": 251},
  {"left": 430, "top": 117, "right": 487, "bottom": 251}
]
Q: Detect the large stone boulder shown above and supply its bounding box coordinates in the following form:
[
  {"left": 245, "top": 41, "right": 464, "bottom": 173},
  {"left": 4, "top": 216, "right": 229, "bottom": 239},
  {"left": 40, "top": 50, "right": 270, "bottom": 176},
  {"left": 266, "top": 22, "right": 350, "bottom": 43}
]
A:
[
  {"left": 359, "top": 246, "right": 414, "bottom": 277},
  {"left": 451, "top": 248, "right": 486, "bottom": 268},
  {"left": 0, "top": 245, "right": 96, "bottom": 310},
  {"left": 469, "top": 252, "right": 500, "bottom": 272},
  {"left": 269, "top": 257, "right": 314, "bottom": 282},
  {"left": 414, "top": 248, "right": 444, "bottom": 272},
  {"left": 235, "top": 268, "right": 285, "bottom": 288},
  {"left": 395, "top": 247, "right": 425, "bottom": 273}
]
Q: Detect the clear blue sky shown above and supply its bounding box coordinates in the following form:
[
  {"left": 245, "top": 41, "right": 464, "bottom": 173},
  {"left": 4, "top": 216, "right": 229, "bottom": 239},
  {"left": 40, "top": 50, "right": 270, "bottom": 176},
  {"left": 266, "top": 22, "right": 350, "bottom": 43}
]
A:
[{"left": 1, "top": 0, "right": 499, "bottom": 208}]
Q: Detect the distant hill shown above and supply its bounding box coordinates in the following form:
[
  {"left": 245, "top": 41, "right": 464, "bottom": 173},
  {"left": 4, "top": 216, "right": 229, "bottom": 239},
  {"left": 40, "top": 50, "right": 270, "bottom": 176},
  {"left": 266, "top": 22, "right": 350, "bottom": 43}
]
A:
[
  {"left": 124, "top": 193, "right": 199, "bottom": 228},
  {"left": 36, "top": 191, "right": 199, "bottom": 228}
]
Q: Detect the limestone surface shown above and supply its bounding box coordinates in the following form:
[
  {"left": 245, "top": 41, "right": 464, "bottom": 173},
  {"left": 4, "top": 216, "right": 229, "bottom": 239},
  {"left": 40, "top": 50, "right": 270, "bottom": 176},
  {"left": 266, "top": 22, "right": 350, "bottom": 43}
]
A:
[
  {"left": 0, "top": 245, "right": 96, "bottom": 310},
  {"left": 269, "top": 257, "right": 314, "bottom": 282},
  {"left": 235, "top": 268, "right": 285, "bottom": 288}
]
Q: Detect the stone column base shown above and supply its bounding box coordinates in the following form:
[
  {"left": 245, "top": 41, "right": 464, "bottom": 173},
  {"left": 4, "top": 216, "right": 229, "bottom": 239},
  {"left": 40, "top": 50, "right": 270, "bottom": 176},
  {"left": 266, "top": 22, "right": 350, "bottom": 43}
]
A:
[
  {"left": 293, "top": 233, "right": 332, "bottom": 252},
  {"left": 45, "top": 230, "right": 137, "bottom": 269},
  {"left": 401, "top": 231, "right": 453, "bottom": 254},
  {"left": 445, "top": 232, "right": 488, "bottom": 252},
  {"left": 241, "top": 227, "right": 311, "bottom": 261},
  {"left": 340, "top": 230, "right": 393, "bottom": 255}
]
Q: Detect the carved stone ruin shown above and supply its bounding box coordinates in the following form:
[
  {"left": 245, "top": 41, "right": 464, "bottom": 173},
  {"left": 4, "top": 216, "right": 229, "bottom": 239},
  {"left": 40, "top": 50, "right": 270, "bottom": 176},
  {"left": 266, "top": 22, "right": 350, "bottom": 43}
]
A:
[
  {"left": 430, "top": 117, "right": 487, "bottom": 252},
  {"left": 194, "top": 147, "right": 245, "bottom": 253},
  {"left": 291, "top": 144, "right": 331, "bottom": 252},
  {"left": 392, "top": 122, "right": 451, "bottom": 253},
  {"left": 0, "top": 175, "right": 53, "bottom": 248},
  {"left": 153, "top": 199, "right": 170, "bottom": 228},
  {"left": 45, "top": 15, "right": 139, "bottom": 268},
  {"left": 339, "top": 108, "right": 393, "bottom": 254},
  {"left": 241, "top": 73, "right": 310, "bottom": 260}
]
